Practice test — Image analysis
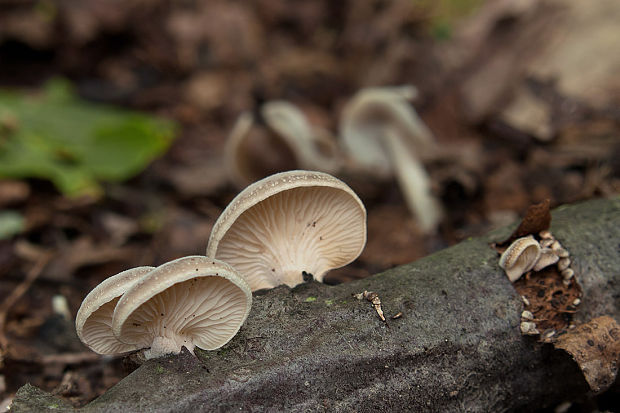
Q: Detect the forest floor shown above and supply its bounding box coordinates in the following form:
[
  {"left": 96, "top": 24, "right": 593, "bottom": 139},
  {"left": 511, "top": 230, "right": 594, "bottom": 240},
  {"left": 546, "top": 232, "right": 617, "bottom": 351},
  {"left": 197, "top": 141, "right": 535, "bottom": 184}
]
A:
[{"left": 0, "top": 0, "right": 618, "bottom": 409}]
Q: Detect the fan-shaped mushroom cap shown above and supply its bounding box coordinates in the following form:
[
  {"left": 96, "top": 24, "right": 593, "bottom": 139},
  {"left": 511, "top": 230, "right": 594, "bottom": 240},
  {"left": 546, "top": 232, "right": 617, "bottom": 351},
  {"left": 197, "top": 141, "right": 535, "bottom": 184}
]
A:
[
  {"left": 206, "top": 170, "right": 367, "bottom": 291},
  {"left": 76, "top": 266, "right": 154, "bottom": 355},
  {"left": 112, "top": 256, "right": 252, "bottom": 359},
  {"left": 499, "top": 235, "right": 542, "bottom": 282}
]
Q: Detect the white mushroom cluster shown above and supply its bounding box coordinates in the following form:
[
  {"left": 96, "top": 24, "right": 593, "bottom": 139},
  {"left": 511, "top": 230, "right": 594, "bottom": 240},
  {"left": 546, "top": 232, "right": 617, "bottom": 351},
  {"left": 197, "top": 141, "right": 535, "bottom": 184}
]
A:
[
  {"left": 499, "top": 230, "right": 574, "bottom": 283},
  {"left": 226, "top": 85, "right": 442, "bottom": 233},
  {"left": 76, "top": 170, "right": 366, "bottom": 358},
  {"left": 76, "top": 256, "right": 252, "bottom": 359}
]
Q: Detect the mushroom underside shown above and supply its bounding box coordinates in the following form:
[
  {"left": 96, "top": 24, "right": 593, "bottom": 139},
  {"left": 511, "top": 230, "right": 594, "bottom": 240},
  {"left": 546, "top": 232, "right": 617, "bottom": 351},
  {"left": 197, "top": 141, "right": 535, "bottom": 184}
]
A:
[
  {"left": 79, "top": 298, "right": 140, "bottom": 355},
  {"left": 115, "top": 276, "right": 249, "bottom": 358},
  {"left": 213, "top": 186, "right": 366, "bottom": 290}
]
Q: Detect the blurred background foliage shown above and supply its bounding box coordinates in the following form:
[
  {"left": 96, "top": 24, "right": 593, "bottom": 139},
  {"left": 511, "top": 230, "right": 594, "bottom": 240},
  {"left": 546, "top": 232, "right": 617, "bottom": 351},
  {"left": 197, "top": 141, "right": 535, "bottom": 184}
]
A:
[{"left": 0, "top": 78, "right": 175, "bottom": 198}]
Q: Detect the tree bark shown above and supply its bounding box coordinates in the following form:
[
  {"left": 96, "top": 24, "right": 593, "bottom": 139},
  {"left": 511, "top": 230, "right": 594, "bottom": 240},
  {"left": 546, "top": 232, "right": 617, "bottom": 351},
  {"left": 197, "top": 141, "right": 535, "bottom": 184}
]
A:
[{"left": 11, "top": 197, "right": 620, "bottom": 412}]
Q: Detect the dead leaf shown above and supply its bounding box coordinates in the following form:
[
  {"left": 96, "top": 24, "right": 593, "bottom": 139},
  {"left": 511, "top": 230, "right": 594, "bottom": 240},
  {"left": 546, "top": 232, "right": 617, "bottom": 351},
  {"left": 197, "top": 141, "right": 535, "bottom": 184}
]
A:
[
  {"left": 553, "top": 316, "right": 620, "bottom": 394},
  {"left": 512, "top": 199, "right": 551, "bottom": 238},
  {"left": 499, "top": 199, "right": 551, "bottom": 246}
]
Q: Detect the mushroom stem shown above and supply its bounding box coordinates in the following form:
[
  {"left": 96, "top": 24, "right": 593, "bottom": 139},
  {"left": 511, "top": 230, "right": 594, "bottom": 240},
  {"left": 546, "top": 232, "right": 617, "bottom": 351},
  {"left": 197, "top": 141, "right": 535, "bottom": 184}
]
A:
[
  {"left": 144, "top": 336, "right": 194, "bottom": 360},
  {"left": 382, "top": 128, "right": 443, "bottom": 233}
]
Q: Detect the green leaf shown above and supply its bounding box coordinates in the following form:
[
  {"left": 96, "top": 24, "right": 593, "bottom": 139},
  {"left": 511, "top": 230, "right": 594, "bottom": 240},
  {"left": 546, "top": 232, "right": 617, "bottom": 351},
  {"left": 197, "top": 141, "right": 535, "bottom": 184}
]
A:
[{"left": 0, "top": 79, "right": 176, "bottom": 197}]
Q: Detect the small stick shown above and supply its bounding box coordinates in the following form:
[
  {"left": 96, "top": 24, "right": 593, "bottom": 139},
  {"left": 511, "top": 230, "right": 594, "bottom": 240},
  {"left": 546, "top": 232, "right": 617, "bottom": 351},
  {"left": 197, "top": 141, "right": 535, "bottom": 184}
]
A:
[{"left": 0, "top": 254, "right": 51, "bottom": 355}]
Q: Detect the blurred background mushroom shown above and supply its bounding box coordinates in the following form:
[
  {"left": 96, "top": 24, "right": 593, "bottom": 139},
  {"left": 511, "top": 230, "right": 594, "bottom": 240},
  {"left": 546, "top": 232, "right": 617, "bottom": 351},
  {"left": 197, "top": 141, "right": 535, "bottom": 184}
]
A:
[
  {"left": 226, "top": 85, "right": 445, "bottom": 233},
  {"left": 226, "top": 100, "right": 341, "bottom": 188},
  {"left": 340, "top": 85, "right": 443, "bottom": 233}
]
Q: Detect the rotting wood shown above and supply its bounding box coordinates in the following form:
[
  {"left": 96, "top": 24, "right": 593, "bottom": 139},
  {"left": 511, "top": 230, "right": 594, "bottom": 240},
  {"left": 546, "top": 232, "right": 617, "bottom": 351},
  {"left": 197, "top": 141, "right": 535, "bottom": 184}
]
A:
[{"left": 10, "top": 197, "right": 620, "bottom": 413}]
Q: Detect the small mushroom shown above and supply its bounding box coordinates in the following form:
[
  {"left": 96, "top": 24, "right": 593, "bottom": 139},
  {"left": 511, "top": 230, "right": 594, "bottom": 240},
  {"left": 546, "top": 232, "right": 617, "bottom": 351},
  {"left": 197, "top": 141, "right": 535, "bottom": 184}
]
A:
[
  {"left": 558, "top": 257, "right": 571, "bottom": 271},
  {"left": 76, "top": 266, "right": 154, "bottom": 355},
  {"left": 533, "top": 248, "right": 559, "bottom": 272},
  {"left": 226, "top": 101, "right": 340, "bottom": 188},
  {"left": 561, "top": 268, "right": 574, "bottom": 280},
  {"left": 539, "top": 230, "right": 553, "bottom": 240},
  {"left": 520, "top": 321, "right": 540, "bottom": 335},
  {"left": 521, "top": 310, "right": 534, "bottom": 320},
  {"left": 339, "top": 85, "right": 442, "bottom": 232},
  {"left": 540, "top": 239, "right": 554, "bottom": 248},
  {"left": 112, "top": 256, "right": 252, "bottom": 359},
  {"left": 499, "top": 235, "right": 542, "bottom": 282},
  {"left": 206, "top": 170, "right": 367, "bottom": 291}
]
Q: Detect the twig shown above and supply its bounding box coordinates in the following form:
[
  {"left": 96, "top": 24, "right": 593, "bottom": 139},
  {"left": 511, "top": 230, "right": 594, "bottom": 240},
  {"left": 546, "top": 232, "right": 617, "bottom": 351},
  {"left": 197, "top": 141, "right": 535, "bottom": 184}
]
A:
[
  {"left": 0, "top": 253, "right": 52, "bottom": 356},
  {"left": 353, "top": 290, "right": 388, "bottom": 324}
]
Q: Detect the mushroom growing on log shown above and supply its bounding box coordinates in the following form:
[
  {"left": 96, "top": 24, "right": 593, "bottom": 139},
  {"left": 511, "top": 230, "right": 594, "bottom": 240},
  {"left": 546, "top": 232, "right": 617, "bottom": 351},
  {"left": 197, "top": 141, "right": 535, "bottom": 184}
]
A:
[
  {"left": 11, "top": 197, "right": 620, "bottom": 412},
  {"left": 206, "top": 170, "right": 367, "bottom": 291}
]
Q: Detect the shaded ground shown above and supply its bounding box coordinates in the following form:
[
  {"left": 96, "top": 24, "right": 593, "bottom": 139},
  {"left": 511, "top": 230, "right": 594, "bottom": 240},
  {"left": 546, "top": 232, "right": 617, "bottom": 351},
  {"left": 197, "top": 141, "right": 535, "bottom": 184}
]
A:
[{"left": 0, "top": 0, "right": 619, "bottom": 409}]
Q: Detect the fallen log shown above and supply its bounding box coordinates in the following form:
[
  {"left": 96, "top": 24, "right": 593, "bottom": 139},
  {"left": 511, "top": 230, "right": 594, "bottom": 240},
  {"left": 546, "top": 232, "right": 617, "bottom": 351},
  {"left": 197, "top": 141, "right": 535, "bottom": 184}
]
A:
[{"left": 11, "top": 197, "right": 620, "bottom": 412}]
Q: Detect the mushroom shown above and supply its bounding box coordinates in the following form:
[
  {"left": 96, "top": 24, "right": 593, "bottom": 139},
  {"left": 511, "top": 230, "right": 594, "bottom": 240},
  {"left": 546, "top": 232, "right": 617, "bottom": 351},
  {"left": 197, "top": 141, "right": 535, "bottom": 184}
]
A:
[
  {"left": 206, "top": 170, "right": 367, "bottom": 291},
  {"left": 532, "top": 247, "right": 560, "bottom": 272},
  {"left": 112, "top": 256, "right": 252, "bottom": 359},
  {"left": 226, "top": 101, "right": 341, "bottom": 188},
  {"left": 499, "top": 235, "right": 541, "bottom": 282},
  {"left": 339, "top": 85, "right": 442, "bottom": 232},
  {"left": 557, "top": 257, "right": 571, "bottom": 272},
  {"left": 520, "top": 321, "right": 540, "bottom": 336},
  {"left": 76, "top": 266, "right": 154, "bottom": 355}
]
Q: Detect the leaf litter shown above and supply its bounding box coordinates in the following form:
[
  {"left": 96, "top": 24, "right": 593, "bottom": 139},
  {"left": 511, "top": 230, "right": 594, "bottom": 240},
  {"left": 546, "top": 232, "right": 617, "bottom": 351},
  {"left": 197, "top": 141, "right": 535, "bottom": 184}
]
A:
[{"left": 0, "top": 0, "right": 619, "bottom": 409}]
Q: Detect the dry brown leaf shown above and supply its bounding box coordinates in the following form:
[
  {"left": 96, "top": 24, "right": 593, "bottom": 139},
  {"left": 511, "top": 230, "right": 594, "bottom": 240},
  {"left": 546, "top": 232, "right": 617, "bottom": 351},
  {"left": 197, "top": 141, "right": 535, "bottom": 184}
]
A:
[
  {"left": 499, "top": 199, "right": 551, "bottom": 247},
  {"left": 553, "top": 316, "right": 620, "bottom": 394},
  {"left": 511, "top": 199, "right": 551, "bottom": 239}
]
